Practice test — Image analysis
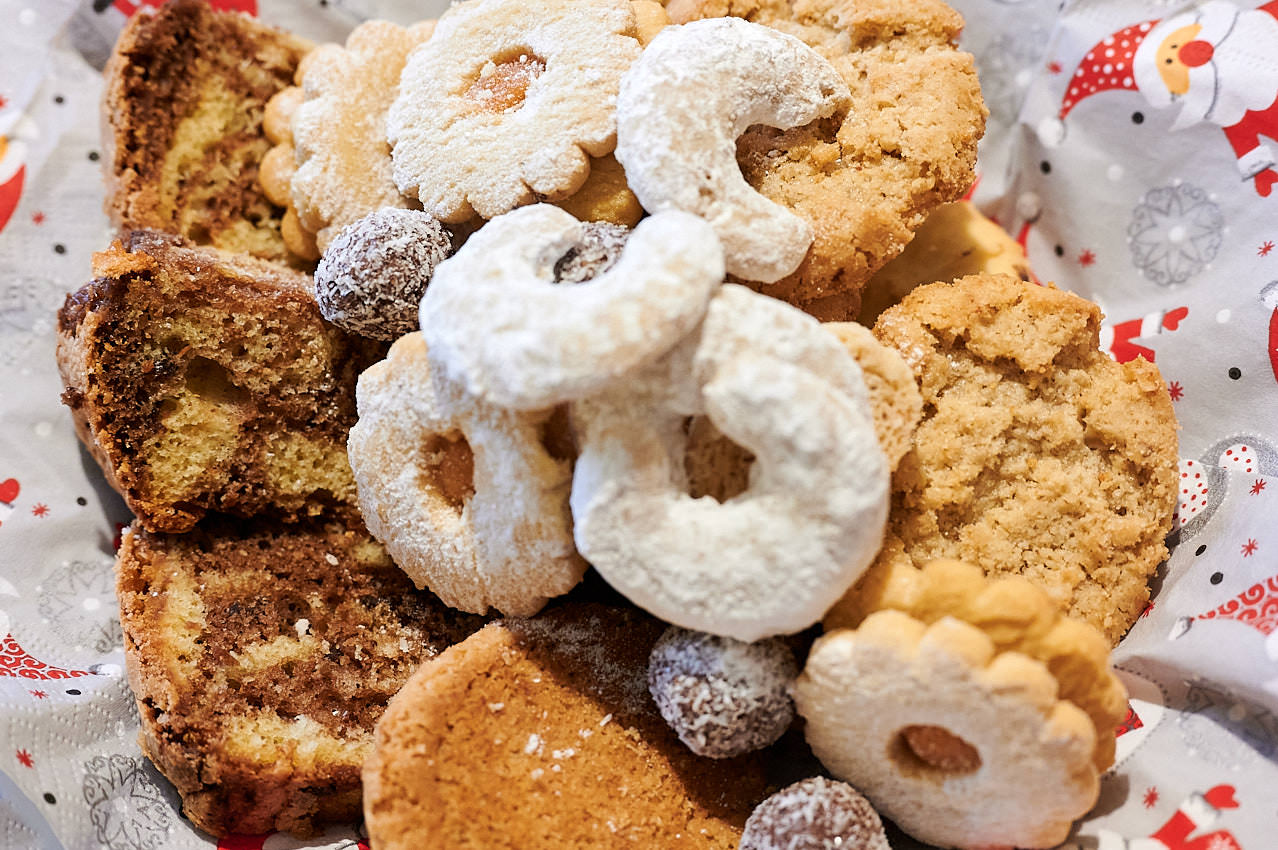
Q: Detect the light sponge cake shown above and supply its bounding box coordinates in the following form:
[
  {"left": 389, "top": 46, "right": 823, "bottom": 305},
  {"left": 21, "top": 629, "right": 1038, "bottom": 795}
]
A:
[
  {"left": 56, "top": 230, "right": 385, "bottom": 533},
  {"left": 116, "top": 516, "right": 488, "bottom": 837},
  {"left": 102, "top": 0, "right": 311, "bottom": 265}
]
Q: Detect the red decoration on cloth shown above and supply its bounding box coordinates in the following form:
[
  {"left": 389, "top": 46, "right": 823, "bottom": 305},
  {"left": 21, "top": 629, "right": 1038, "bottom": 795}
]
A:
[
  {"left": 1100, "top": 307, "right": 1188, "bottom": 363},
  {"left": 0, "top": 164, "right": 23, "bottom": 235},
  {"left": 1198, "top": 574, "right": 1278, "bottom": 636},
  {"left": 0, "top": 634, "right": 92, "bottom": 680},
  {"left": 110, "top": 0, "right": 257, "bottom": 14},
  {"left": 1116, "top": 703, "right": 1146, "bottom": 737},
  {"left": 1100, "top": 786, "right": 1245, "bottom": 850},
  {"left": 1178, "top": 40, "right": 1214, "bottom": 68},
  {"left": 1058, "top": 21, "right": 1152, "bottom": 119}
]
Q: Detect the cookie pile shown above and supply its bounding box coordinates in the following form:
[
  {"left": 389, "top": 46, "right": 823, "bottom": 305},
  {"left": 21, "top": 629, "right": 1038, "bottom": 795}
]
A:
[{"left": 82, "top": 0, "right": 1184, "bottom": 847}]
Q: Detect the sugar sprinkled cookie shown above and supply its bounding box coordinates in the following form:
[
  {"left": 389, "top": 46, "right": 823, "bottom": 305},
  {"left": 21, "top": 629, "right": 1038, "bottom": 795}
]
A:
[{"left": 364, "top": 604, "right": 773, "bottom": 848}]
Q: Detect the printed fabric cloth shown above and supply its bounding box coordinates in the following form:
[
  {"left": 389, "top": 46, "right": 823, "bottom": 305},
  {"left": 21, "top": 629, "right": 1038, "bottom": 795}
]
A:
[{"left": 0, "top": 1, "right": 1275, "bottom": 848}]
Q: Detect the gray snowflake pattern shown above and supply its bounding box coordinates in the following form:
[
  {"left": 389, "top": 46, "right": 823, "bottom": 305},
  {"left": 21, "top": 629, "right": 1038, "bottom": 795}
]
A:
[
  {"left": 973, "top": 26, "right": 1051, "bottom": 124},
  {"left": 1127, "top": 182, "right": 1224, "bottom": 286},
  {"left": 36, "top": 558, "right": 122, "bottom": 654},
  {"left": 82, "top": 755, "right": 172, "bottom": 850}
]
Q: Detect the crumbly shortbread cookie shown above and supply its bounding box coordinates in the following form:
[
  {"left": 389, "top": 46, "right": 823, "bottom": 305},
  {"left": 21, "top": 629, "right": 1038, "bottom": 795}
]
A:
[
  {"left": 795, "top": 610, "right": 1100, "bottom": 849},
  {"left": 348, "top": 332, "right": 585, "bottom": 617},
  {"left": 420, "top": 205, "right": 722, "bottom": 411},
  {"left": 387, "top": 0, "right": 642, "bottom": 222},
  {"left": 667, "top": 0, "right": 986, "bottom": 320},
  {"left": 363, "top": 604, "right": 773, "bottom": 849},
  {"left": 571, "top": 284, "right": 888, "bottom": 642},
  {"left": 615, "top": 16, "right": 851, "bottom": 283},
  {"left": 858, "top": 200, "right": 1032, "bottom": 323},
  {"left": 118, "top": 516, "right": 487, "bottom": 837},
  {"left": 843, "top": 273, "right": 1178, "bottom": 645},
  {"left": 292, "top": 19, "right": 436, "bottom": 253},
  {"left": 825, "top": 558, "right": 1127, "bottom": 771}
]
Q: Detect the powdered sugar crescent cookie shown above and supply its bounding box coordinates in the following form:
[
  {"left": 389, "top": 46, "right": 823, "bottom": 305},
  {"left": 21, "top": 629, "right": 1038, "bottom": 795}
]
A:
[
  {"left": 347, "top": 332, "right": 585, "bottom": 617},
  {"left": 853, "top": 274, "right": 1178, "bottom": 645},
  {"left": 825, "top": 558, "right": 1127, "bottom": 771},
  {"left": 615, "top": 16, "right": 851, "bottom": 283},
  {"left": 571, "top": 284, "right": 888, "bottom": 642},
  {"left": 794, "top": 610, "right": 1100, "bottom": 849},
  {"left": 668, "top": 0, "right": 986, "bottom": 320},
  {"left": 421, "top": 204, "right": 723, "bottom": 411},
  {"left": 364, "top": 604, "right": 773, "bottom": 849},
  {"left": 684, "top": 320, "right": 920, "bottom": 504},
  {"left": 387, "top": 0, "right": 642, "bottom": 222},
  {"left": 291, "top": 19, "right": 436, "bottom": 253}
]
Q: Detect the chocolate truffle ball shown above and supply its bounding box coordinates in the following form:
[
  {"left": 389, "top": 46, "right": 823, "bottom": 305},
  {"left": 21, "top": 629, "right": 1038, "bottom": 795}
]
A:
[
  {"left": 647, "top": 625, "right": 796, "bottom": 759},
  {"left": 740, "top": 777, "right": 890, "bottom": 850},
  {"left": 315, "top": 208, "right": 452, "bottom": 340}
]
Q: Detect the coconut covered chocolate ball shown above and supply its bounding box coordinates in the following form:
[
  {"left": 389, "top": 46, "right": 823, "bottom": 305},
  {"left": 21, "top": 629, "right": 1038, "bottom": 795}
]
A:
[
  {"left": 315, "top": 208, "right": 453, "bottom": 340},
  {"left": 647, "top": 625, "right": 796, "bottom": 759},
  {"left": 552, "top": 220, "right": 630, "bottom": 283},
  {"left": 740, "top": 777, "right": 890, "bottom": 850}
]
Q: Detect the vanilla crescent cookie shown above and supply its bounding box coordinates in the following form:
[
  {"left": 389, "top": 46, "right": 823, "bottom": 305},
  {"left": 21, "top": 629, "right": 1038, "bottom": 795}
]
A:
[
  {"left": 825, "top": 558, "right": 1128, "bottom": 772},
  {"left": 615, "top": 16, "right": 850, "bottom": 283},
  {"left": 291, "top": 19, "right": 436, "bottom": 253},
  {"left": 683, "top": 319, "right": 921, "bottom": 503},
  {"left": 570, "top": 284, "right": 889, "bottom": 642},
  {"left": 795, "top": 610, "right": 1100, "bottom": 850},
  {"left": 387, "top": 0, "right": 642, "bottom": 222},
  {"left": 420, "top": 204, "right": 723, "bottom": 411},
  {"left": 667, "top": 0, "right": 986, "bottom": 320},
  {"left": 849, "top": 273, "right": 1179, "bottom": 645},
  {"left": 347, "top": 332, "right": 586, "bottom": 617}
]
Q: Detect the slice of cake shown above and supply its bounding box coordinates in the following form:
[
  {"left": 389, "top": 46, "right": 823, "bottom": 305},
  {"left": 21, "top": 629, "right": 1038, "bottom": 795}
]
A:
[
  {"left": 102, "top": 0, "right": 311, "bottom": 265},
  {"left": 117, "top": 516, "right": 489, "bottom": 837},
  {"left": 57, "top": 230, "right": 385, "bottom": 533}
]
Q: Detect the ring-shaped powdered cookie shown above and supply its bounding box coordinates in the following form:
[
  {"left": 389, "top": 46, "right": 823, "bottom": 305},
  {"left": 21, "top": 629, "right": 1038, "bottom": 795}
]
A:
[
  {"left": 615, "top": 17, "right": 850, "bottom": 283},
  {"left": 291, "top": 19, "right": 436, "bottom": 253},
  {"left": 665, "top": 0, "right": 986, "bottom": 320},
  {"left": 795, "top": 611, "right": 1100, "bottom": 850},
  {"left": 387, "top": 0, "right": 642, "bottom": 222},
  {"left": 347, "top": 332, "right": 585, "bottom": 617},
  {"left": 570, "top": 284, "right": 889, "bottom": 642},
  {"left": 420, "top": 204, "right": 724, "bottom": 411}
]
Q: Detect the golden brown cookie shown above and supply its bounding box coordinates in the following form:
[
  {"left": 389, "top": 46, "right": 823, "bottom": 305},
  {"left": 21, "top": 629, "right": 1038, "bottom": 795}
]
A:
[
  {"left": 858, "top": 200, "right": 1032, "bottom": 324},
  {"left": 824, "top": 558, "right": 1127, "bottom": 771},
  {"left": 832, "top": 273, "right": 1178, "bottom": 645},
  {"left": 363, "top": 604, "right": 773, "bottom": 849},
  {"left": 667, "top": 0, "right": 986, "bottom": 320}
]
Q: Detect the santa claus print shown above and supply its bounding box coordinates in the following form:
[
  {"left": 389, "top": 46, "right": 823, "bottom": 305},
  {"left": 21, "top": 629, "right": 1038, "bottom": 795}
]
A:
[
  {"left": 1096, "top": 785, "right": 1243, "bottom": 850},
  {"left": 1049, "top": 1, "right": 1278, "bottom": 197},
  {"left": 0, "top": 117, "right": 37, "bottom": 236}
]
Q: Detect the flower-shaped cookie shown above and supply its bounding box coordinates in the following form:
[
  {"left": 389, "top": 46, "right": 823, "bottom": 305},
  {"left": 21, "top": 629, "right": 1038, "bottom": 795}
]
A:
[
  {"left": 387, "top": 0, "right": 642, "bottom": 222},
  {"left": 291, "top": 19, "right": 436, "bottom": 253}
]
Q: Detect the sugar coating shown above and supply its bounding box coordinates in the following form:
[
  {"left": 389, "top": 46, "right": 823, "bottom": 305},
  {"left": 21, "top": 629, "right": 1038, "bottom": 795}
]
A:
[
  {"left": 347, "top": 332, "right": 586, "bottom": 616},
  {"left": 615, "top": 17, "right": 849, "bottom": 283},
  {"left": 795, "top": 611, "right": 1100, "bottom": 849},
  {"left": 570, "top": 284, "right": 889, "bottom": 642},
  {"left": 647, "top": 625, "right": 797, "bottom": 759},
  {"left": 421, "top": 204, "right": 723, "bottom": 412},
  {"left": 315, "top": 209, "right": 452, "bottom": 341},
  {"left": 387, "top": 0, "right": 642, "bottom": 222},
  {"left": 553, "top": 220, "right": 629, "bottom": 283},
  {"left": 739, "top": 777, "right": 890, "bottom": 850}
]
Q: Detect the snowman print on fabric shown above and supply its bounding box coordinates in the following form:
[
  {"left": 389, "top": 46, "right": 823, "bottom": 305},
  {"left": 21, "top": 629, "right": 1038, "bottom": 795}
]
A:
[{"left": 1046, "top": 1, "right": 1278, "bottom": 198}]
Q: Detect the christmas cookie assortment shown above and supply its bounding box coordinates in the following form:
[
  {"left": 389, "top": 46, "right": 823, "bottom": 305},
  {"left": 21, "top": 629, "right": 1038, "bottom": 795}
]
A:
[{"left": 55, "top": 0, "right": 1191, "bottom": 847}]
